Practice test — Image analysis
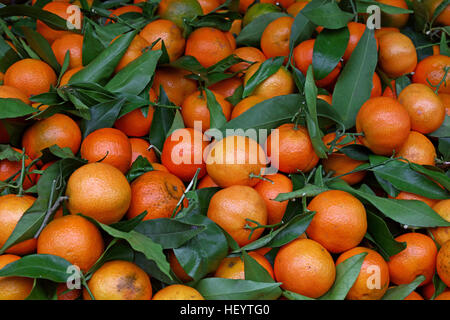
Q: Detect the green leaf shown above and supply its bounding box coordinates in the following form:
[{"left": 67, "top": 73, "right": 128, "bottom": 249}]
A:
[
  {"left": 313, "top": 27, "right": 349, "bottom": 80},
  {"left": 205, "top": 88, "right": 227, "bottom": 129},
  {"left": 243, "top": 251, "right": 275, "bottom": 284},
  {"left": 431, "top": 273, "right": 447, "bottom": 300},
  {"left": 429, "top": 115, "right": 450, "bottom": 138},
  {"left": 302, "top": 0, "right": 354, "bottom": 29},
  {"left": 401, "top": 27, "right": 433, "bottom": 61},
  {"left": 195, "top": 278, "right": 282, "bottom": 300},
  {"left": 356, "top": 0, "right": 413, "bottom": 14},
  {"left": 382, "top": 275, "right": 426, "bottom": 300},
  {"left": 82, "top": 20, "right": 107, "bottom": 66},
  {"left": 328, "top": 180, "right": 450, "bottom": 227},
  {"left": 331, "top": 27, "right": 377, "bottom": 128},
  {"left": 0, "top": 144, "right": 23, "bottom": 161},
  {"left": 339, "top": 144, "right": 371, "bottom": 161},
  {"left": 85, "top": 240, "right": 134, "bottom": 278},
  {"left": 69, "top": 30, "right": 137, "bottom": 85},
  {"left": 0, "top": 98, "right": 41, "bottom": 119},
  {"left": 0, "top": 254, "right": 73, "bottom": 282},
  {"left": 283, "top": 290, "right": 315, "bottom": 300},
  {"left": 0, "top": 36, "right": 20, "bottom": 72},
  {"left": 126, "top": 156, "right": 154, "bottom": 183},
  {"left": 26, "top": 279, "right": 58, "bottom": 300},
  {"left": 165, "top": 109, "right": 185, "bottom": 138},
  {"left": 21, "top": 26, "right": 60, "bottom": 72},
  {"left": 274, "top": 183, "right": 327, "bottom": 202},
  {"left": 242, "top": 57, "right": 284, "bottom": 98},
  {"left": 288, "top": 2, "right": 317, "bottom": 54},
  {"left": 236, "top": 12, "right": 290, "bottom": 47},
  {"left": 320, "top": 252, "right": 367, "bottom": 300},
  {"left": 134, "top": 218, "right": 207, "bottom": 249},
  {"left": 81, "top": 98, "right": 126, "bottom": 139},
  {"left": 149, "top": 86, "right": 177, "bottom": 152},
  {"left": 105, "top": 50, "right": 162, "bottom": 95},
  {"left": 409, "top": 162, "right": 450, "bottom": 191}
]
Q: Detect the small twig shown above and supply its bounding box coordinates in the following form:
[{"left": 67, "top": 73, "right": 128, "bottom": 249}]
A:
[{"left": 34, "top": 185, "right": 68, "bottom": 239}]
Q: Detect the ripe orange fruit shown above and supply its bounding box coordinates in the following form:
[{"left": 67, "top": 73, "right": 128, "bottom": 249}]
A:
[
  {"left": 243, "top": 62, "right": 295, "bottom": 99},
  {"left": 127, "top": 170, "right": 186, "bottom": 220},
  {"left": 287, "top": 1, "right": 309, "bottom": 16},
  {"left": 214, "top": 252, "right": 274, "bottom": 279},
  {"left": 260, "top": 16, "right": 294, "bottom": 59},
  {"left": 439, "top": 93, "right": 450, "bottom": 115},
  {"left": 343, "top": 22, "right": 370, "bottom": 62},
  {"left": 208, "top": 76, "right": 242, "bottom": 99},
  {"left": 80, "top": 128, "right": 132, "bottom": 174},
  {"left": 158, "top": 0, "right": 203, "bottom": 30},
  {"left": 397, "top": 131, "right": 436, "bottom": 166},
  {"left": 51, "top": 33, "right": 84, "bottom": 69},
  {"left": 0, "top": 148, "right": 37, "bottom": 191},
  {"left": 181, "top": 90, "right": 232, "bottom": 132},
  {"left": 206, "top": 135, "right": 267, "bottom": 188},
  {"left": 435, "top": 291, "right": 450, "bottom": 300},
  {"left": 108, "top": 5, "right": 142, "bottom": 23},
  {"left": 4, "top": 59, "right": 57, "bottom": 97},
  {"left": 161, "top": 128, "right": 209, "bottom": 182},
  {"left": 83, "top": 260, "right": 152, "bottom": 300},
  {"left": 274, "top": 238, "right": 336, "bottom": 298},
  {"left": 0, "top": 85, "right": 30, "bottom": 104},
  {"left": 152, "top": 66, "right": 198, "bottom": 106},
  {"left": 139, "top": 19, "right": 185, "bottom": 62},
  {"left": 424, "top": 0, "right": 450, "bottom": 26},
  {"left": 393, "top": 191, "right": 438, "bottom": 208},
  {"left": 239, "top": 0, "right": 276, "bottom": 13},
  {"left": 254, "top": 173, "right": 293, "bottom": 225},
  {"left": 153, "top": 284, "right": 204, "bottom": 300},
  {"left": 66, "top": 163, "right": 131, "bottom": 225},
  {"left": 59, "top": 66, "right": 83, "bottom": 87},
  {"left": 371, "top": 73, "right": 382, "bottom": 98},
  {"left": 374, "top": 27, "right": 400, "bottom": 40},
  {"left": 129, "top": 138, "right": 158, "bottom": 164},
  {"left": 412, "top": 54, "right": 450, "bottom": 94},
  {"left": 114, "top": 34, "right": 149, "bottom": 73},
  {"left": 37, "top": 215, "right": 104, "bottom": 272},
  {"left": 421, "top": 281, "right": 450, "bottom": 299},
  {"left": 356, "top": 97, "right": 411, "bottom": 156},
  {"left": 0, "top": 195, "right": 36, "bottom": 256},
  {"left": 398, "top": 83, "right": 445, "bottom": 134},
  {"left": 293, "top": 39, "right": 342, "bottom": 88},
  {"left": 114, "top": 88, "right": 157, "bottom": 137},
  {"left": 306, "top": 190, "right": 367, "bottom": 254},
  {"left": 265, "top": 123, "right": 318, "bottom": 174},
  {"left": 207, "top": 185, "right": 267, "bottom": 247},
  {"left": 231, "top": 95, "right": 265, "bottom": 119},
  {"left": 377, "top": 0, "right": 410, "bottom": 28},
  {"left": 197, "top": 174, "right": 219, "bottom": 189},
  {"left": 37, "top": 2, "right": 82, "bottom": 43},
  {"left": 436, "top": 240, "right": 450, "bottom": 287},
  {"left": 429, "top": 200, "right": 450, "bottom": 247},
  {"left": 388, "top": 232, "right": 437, "bottom": 287},
  {"left": 336, "top": 247, "right": 389, "bottom": 300},
  {"left": 22, "top": 113, "right": 82, "bottom": 160},
  {"left": 378, "top": 32, "right": 417, "bottom": 78},
  {"left": 168, "top": 250, "right": 193, "bottom": 282},
  {"left": 321, "top": 132, "right": 367, "bottom": 185},
  {"left": 404, "top": 291, "right": 424, "bottom": 300},
  {"left": 0, "top": 254, "right": 33, "bottom": 300},
  {"left": 185, "top": 27, "right": 234, "bottom": 68},
  {"left": 197, "top": 0, "right": 220, "bottom": 14},
  {"left": 382, "top": 79, "right": 397, "bottom": 99},
  {"left": 229, "top": 47, "right": 266, "bottom": 74}
]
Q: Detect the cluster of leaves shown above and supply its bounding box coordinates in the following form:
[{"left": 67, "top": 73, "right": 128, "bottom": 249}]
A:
[{"left": 0, "top": 0, "right": 448, "bottom": 300}]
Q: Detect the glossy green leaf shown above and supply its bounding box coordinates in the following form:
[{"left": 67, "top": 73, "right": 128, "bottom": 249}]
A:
[
  {"left": 302, "top": 0, "right": 354, "bottom": 29},
  {"left": 205, "top": 88, "right": 227, "bottom": 129},
  {"left": 382, "top": 275, "right": 426, "bottom": 300},
  {"left": 242, "top": 57, "right": 285, "bottom": 98}
]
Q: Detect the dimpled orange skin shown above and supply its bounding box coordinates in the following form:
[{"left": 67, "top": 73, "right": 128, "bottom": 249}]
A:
[
  {"left": 243, "top": 62, "right": 295, "bottom": 99},
  {"left": 214, "top": 252, "right": 275, "bottom": 280},
  {"left": 429, "top": 200, "right": 450, "bottom": 247},
  {"left": 321, "top": 132, "right": 367, "bottom": 185},
  {"left": 22, "top": 113, "right": 82, "bottom": 160},
  {"left": 129, "top": 138, "right": 158, "bottom": 164},
  {"left": 127, "top": 170, "right": 186, "bottom": 221},
  {"left": 0, "top": 195, "right": 36, "bottom": 256},
  {"left": 397, "top": 131, "right": 437, "bottom": 166},
  {"left": 152, "top": 66, "right": 198, "bottom": 106},
  {"left": 274, "top": 239, "right": 336, "bottom": 298},
  {"left": 388, "top": 233, "right": 437, "bottom": 287},
  {"left": 139, "top": 19, "right": 185, "bottom": 62},
  {"left": 36, "top": 2, "right": 80, "bottom": 44},
  {"left": 206, "top": 135, "right": 267, "bottom": 188},
  {"left": 80, "top": 128, "right": 132, "bottom": 174},
  {"left": 37, "top": 215, "right": 104, "bottom": 273},
  {"left": 356, "top": 97, "right": 411, "bottom": 156},
  {"left": 153, "top": 284, "right": 204, "bottom": 300},
  {"left": 0, "top": 254, "right": 33, "bottom": 300},
  {"left": 437, "top": 240, "right": 450, "bottom": 287},
  {"left": 398, "top": 83, "right": 445, "bottom": 134},
  {"left": 51, "top": 33, "right": 84, "bottom": 69},
  {"left": 378, "top": 32, "right": 417, "bottom": 78},
  {"left": 229, "top": 47, "right": 266, "bottom": 74},
  {"left": 207, "top": 185, "right": 267, "bottom": 247},
  {"left": 413, "top": 55, "right": 450, "bottom": 94},
  {"left": 161, "top": 128, "right": 209, "bottom": 182},
  {"left": 260, "top": 16, "right": 294, "bottom": 59},
  {"left": 4, "top": 59, "right": 57, "bottom": 97},
  {"left": 0, "top": 85, "right": 30, "bottom": 104},
  {"left": 306, "top": 190, "right": 367, "bottom": 254},
  {"left": 231, "top": 95, "right": 265, "bottom": 119},
  {"left": 253, "top": 173, "right": 293, "bottom": 225},
  {"left": 181, "top": 90, "right": 232, "bottom": 132},
  {"left": 65, "top": 163, "right": 132, "bottom": 225},
  {"left": 265, "top": 123, "right": 318, "bottom": 174},
  {"left": 84, "top": 260, "right": 152, "bottom": 300},
  {"left": 336, "top": 247, "right": 390, "bottom": 300},
  {"left": 114, "top": 35, "right": 150, "bottom": 73},
  {"left": 185, "top": 27, "right": 234, "bottom": 68}
]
